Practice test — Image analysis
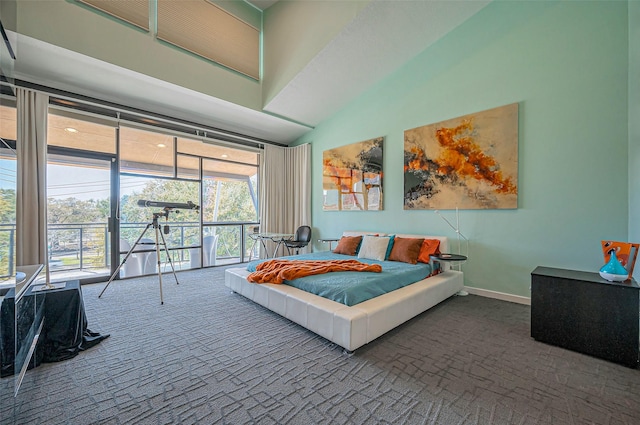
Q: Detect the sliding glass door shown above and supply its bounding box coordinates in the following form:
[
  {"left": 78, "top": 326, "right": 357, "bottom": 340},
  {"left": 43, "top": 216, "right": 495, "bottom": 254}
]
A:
[
  {"left": 47, "top": 150, "right": 116, "bottom": 284},
  {"left": 0, "top": 141, "right": 16, "bottom": 279},
  {"left": 43, "top": 109, "right": 261, "bottom": 280},
  {"left": 46, "top": 110, "right": 118, "bottom": 284}
]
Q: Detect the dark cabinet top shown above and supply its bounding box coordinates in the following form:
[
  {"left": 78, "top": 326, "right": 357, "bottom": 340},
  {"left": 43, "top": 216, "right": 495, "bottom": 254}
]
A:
[{"left": 532, "top": 266, "right": 640, "bottom": 289}]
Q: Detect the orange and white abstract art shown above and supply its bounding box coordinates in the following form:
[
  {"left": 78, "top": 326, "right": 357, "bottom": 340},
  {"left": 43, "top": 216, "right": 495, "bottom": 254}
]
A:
[{"left": 404, "top": 103, "right": 518, "bottom": 210}]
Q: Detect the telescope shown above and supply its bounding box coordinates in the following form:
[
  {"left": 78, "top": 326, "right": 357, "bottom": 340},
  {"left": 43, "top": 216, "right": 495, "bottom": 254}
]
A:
[
  {"left": 137, "top": 199, "right": 199, "bottom": 211},
  {"left": 102, "top": 200, "right": 197, "bottom": 304}
]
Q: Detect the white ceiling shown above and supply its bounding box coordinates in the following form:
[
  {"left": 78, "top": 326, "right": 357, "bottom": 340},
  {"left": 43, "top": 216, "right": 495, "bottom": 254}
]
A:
[
  {"left": 263, "top": 0, "right": 490, "bottom": 128},
  {"left": 6, "top": 0, "right": 490, "bottom": 145}
]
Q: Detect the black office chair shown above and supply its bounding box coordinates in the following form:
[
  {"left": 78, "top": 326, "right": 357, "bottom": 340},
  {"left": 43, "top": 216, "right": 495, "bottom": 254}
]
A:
[{"left": 284, "top": 225, "right": 312, "bottom": 255}]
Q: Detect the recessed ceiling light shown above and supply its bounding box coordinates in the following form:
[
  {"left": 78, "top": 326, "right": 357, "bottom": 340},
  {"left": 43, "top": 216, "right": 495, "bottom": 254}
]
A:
[
  {"left": 157, "top": 143, "right": 166, "bottom": 148},
  {"left": 56, "top": 99, "right": 79, "bottom": 107},
  {"left": 221, "top": 154, "right": 228, "bottom": 158},
  {"left": 64, "top": 127, "right": 78, "bottom": 133}
]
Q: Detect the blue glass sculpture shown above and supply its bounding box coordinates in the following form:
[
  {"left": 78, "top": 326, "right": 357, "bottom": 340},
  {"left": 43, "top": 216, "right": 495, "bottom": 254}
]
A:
[{"left": 599, "top": 250, "right": 629, "bottom": 282}]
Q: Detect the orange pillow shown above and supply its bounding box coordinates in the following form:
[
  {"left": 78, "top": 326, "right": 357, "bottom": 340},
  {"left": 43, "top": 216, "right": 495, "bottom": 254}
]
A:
[
  {"left": 333, "top": 235, "right": 362, "bottom": 256},
  {"left": 388, "top": 237, "right": 425, "bottom": 264},
  {"left": 417, "top": 239, "right": 441, "bottom": 263}
]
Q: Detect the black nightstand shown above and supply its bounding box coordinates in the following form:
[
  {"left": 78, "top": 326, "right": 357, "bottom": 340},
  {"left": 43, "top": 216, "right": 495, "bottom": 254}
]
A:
[
  {"left": 318, "top": 238, "right": 339, "bottom": 251},
  {"left": 430, "top": 253, "right": 467, "bottom": 262}
]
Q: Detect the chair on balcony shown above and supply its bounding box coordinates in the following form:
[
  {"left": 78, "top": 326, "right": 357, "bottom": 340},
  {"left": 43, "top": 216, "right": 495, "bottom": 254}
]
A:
[
  {"left": 119, "top": 239, "right": 143, "bottom": 278},
  {"left": 189, "top": 235, "right": 219, "bottom": 268},
  {"left": 139, "top": 238, "right": 157, "bottom": 274},
  {"left": 284, "top": 226, "right": 312, "bottom": 256}
]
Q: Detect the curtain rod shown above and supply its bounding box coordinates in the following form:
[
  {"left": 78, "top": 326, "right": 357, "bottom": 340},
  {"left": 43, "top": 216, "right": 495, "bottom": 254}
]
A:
[{"left": 3, "top": 79, "right": 289, "bottom": 149}]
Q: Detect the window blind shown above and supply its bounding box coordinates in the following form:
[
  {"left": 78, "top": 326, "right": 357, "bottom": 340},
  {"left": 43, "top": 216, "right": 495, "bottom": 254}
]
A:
[
  {"left": 77, "top": 0, "right": 150, "bottom": 31},
  {"left": 157, "top": 0, "right": 260, "bottom": 80}
]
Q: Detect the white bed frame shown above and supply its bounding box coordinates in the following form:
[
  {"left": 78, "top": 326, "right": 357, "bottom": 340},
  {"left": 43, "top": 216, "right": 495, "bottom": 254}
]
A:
[{"left": 224, "top": 232, "right": 463, "bottom": 352}]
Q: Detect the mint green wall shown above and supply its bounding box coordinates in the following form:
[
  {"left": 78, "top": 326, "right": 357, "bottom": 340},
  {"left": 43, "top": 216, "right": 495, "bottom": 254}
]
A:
[
  {"left": 296, "top": 1, "right": 629, "bottom": 298},
  {"left": 8, "top": 0, "right": 262, "bottom": 110},
  {"left": 630, "top": 1, "right": 639, "bottom": 281}
]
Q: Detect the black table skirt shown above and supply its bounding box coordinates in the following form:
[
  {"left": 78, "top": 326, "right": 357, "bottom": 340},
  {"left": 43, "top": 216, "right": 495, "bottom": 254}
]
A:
[{"left": 0, "top": 280, "right": 108, "bottom": 377}]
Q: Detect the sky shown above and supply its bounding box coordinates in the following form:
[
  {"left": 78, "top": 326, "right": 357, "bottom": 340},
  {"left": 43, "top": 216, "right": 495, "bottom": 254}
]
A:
[
  {"left": 0, "top": 158, "right": 145, "bottom": 201},
  {"left": 0, "top": 158, "right": 16, "bottom": 191}
]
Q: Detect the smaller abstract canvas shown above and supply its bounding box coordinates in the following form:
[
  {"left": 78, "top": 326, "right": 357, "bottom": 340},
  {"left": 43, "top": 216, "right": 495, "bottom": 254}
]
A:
[
  {"left": 404, "top": 103, "right": 518, "bottom": 210},
  {"left": 323, "top": 137, "right": 384, "bottom": 211}
]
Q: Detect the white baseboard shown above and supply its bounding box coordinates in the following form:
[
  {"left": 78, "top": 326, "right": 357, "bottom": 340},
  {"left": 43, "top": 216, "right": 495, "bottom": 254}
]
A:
[{"left": 463, "top": 285, "right": 531, "bottom": 305}]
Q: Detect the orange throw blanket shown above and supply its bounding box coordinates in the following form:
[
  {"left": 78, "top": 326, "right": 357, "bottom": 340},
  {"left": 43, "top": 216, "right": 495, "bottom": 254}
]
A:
[{"left": 247, "top": 259, "right": 382, "bottom": 284}]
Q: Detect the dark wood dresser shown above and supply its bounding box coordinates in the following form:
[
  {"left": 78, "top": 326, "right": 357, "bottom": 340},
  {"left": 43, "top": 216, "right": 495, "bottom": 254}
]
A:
[{"left": 531, "top": 266, "right": 639, "bottom": 368}]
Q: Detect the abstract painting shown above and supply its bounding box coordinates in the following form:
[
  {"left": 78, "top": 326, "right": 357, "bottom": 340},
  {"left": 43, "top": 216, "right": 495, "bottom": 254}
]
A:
[
  {"left": 404, "top": 103, "right": 518, "bottom": 210},
  {"left": 323, "top": 137, "right": 383, "bottom": 211}
]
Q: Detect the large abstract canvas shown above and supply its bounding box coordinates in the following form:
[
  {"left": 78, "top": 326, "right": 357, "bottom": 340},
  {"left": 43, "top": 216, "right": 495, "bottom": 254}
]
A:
[
  {"left": 404, "top": 103, "right": 518, "bottom": 210},
  {"left": 323, "top": 137, "right": 383, "bottom": 211}
]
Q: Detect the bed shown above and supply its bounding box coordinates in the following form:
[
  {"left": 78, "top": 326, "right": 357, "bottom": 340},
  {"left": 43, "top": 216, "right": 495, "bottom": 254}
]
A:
[{"left": 225, "top": 232, "right": 464, "bottom": 352}]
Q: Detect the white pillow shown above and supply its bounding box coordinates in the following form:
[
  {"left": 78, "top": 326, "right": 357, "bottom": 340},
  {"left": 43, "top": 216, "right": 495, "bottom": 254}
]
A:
[{"left": 357, "top": 235, "right": 390, "bottom": 261}]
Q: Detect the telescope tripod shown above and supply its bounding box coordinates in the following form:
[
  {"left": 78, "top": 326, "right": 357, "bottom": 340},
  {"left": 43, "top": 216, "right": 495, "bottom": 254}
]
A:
[{"left": 99, "top": 210, "right": 180, "bottom": 304}]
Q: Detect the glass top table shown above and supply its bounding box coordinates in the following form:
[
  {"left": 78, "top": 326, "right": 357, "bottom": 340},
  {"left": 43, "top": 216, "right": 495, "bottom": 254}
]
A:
[{"left": 248, "top": 232, "right": 294, "bottom": 260}]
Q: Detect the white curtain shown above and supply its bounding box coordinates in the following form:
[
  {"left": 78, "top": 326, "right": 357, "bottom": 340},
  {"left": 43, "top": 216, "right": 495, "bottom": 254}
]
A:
[
  {"left": 16, "top": 88, "right": 49, "bottom": 277},
  {"left": 259, "top": 144, "right": 287, "bottom": 235},
  {"left": 283, "top": 144, "right": 311, "bottom": 231},
  {"left": 259, "top": 143, "right": 311, "bottom": 256}
]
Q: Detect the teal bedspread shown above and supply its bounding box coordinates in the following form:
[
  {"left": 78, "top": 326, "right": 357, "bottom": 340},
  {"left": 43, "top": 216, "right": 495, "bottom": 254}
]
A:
[{"left": 246, "top": 252, "right": 432, "bottom": 306}]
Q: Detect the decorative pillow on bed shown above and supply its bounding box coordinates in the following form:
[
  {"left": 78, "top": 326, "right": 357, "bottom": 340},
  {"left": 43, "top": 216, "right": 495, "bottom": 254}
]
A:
[
  {"left": 417, "top": 239, "right": 441, "bottom": 263},
  {"left": 384, "top": 235, "right": 395, "bottom": 260},
  {"left": 333, "top": 235, "right": 363, "bottom": 256},
  {"left": 357, "top": 235, "right": 391, "bottom": 261},
  {"left": 388, "top": 237, "right": 425, "bottom": 264}
]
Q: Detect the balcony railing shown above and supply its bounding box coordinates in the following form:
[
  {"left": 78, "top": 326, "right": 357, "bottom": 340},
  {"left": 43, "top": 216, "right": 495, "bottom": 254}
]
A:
[
  {"left": 1, "top": 223, "right": 16, "bottom": 278},
  {"left": 0, "top": 221, "right": 259, "bottom": 279}
]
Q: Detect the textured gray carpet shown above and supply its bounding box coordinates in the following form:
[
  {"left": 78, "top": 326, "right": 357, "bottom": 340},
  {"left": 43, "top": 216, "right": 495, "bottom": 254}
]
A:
[{"left": 2, "top": 266, "right": 640, "bottom": 425}]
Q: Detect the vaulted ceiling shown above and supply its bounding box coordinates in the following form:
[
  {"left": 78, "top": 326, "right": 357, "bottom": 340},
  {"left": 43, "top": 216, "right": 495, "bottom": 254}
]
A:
[{"left": 5, "top": 1, "right": 490, "bottom": 145}]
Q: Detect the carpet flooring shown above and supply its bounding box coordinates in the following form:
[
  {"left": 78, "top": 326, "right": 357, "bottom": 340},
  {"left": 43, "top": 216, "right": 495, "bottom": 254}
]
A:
[{"left": 2, "top": 266, "right": 640, "bottom": 424}]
